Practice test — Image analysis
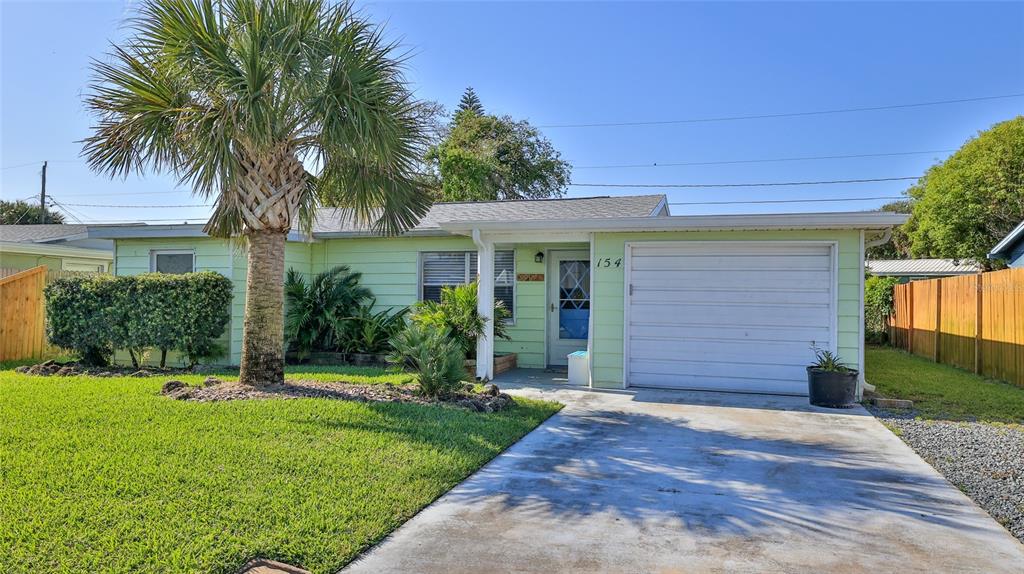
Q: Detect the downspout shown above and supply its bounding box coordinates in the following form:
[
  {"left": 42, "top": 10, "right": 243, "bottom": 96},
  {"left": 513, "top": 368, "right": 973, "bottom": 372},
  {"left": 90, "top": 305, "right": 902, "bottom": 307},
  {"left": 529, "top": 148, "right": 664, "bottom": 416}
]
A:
[
  {"left": 864, "top": 227, "right": 893, "bottom": 249},
  {"left": 860, "top": 227, "right": 893, "bottom": 397}
]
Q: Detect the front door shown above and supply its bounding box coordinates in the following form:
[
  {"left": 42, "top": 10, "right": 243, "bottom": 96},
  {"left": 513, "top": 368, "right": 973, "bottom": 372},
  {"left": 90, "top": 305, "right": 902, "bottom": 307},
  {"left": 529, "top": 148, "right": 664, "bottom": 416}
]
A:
[{"left": 546, "top": 250, "right": 591, "bottom": 367}]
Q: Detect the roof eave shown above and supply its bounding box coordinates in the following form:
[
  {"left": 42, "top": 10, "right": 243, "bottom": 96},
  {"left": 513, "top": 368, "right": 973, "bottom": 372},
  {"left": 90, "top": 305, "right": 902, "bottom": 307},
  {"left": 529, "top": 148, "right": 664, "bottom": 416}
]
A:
[
  {"left": 988, "top": 220, "right": 1024, "bottom": 259},
  {"left": 89, "top": 224, "right": 313, "bottom": 242},
  {"left": 440, "top": 212, "right": 910, "bottom": 234}
]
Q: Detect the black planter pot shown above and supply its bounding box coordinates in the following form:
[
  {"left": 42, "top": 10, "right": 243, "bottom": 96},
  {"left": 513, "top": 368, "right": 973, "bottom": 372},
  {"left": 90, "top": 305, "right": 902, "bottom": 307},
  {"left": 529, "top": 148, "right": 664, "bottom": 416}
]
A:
[{"left": 806, "top": 367, "right": 859, "bottom": 408}]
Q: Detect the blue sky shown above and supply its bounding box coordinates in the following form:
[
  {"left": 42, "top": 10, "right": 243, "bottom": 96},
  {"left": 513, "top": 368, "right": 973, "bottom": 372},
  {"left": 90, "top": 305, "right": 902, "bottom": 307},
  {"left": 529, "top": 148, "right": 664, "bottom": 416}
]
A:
[{"left": 2, "top": 1, "right": 1022, "bottom": 223}]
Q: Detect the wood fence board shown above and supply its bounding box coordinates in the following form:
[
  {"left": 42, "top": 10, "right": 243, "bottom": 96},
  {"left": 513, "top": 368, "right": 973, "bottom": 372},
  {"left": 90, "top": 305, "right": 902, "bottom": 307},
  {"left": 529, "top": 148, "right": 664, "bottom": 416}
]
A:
[
  {"left": 890, "top": 267, "right": 1023, "bottom": 387},
  {"left": 0, "top": 266, "right": 47, "bottom": 362}
]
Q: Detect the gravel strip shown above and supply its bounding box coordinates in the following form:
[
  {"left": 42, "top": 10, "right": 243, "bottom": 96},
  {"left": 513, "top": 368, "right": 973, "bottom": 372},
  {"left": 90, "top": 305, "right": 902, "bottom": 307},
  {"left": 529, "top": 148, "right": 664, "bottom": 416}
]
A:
[{"left": 870, "top": 407, "right": 1024, "bottom": 543}]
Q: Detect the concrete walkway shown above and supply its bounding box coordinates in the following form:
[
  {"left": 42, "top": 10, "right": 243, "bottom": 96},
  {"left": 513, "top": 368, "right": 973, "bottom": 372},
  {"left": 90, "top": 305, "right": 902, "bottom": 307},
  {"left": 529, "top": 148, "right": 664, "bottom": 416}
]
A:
[{"left": 343, "top": 385, "right": 1024, "bottom": 573}]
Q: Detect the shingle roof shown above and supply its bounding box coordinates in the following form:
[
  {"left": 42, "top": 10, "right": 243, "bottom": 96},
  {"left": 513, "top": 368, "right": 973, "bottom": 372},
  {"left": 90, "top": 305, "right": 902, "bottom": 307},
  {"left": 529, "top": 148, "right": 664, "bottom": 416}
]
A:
[
  {"left": 866, "top": 259, "right": 981, "bottom": 276},
  {"left": 0, "top": 224, "right": 91, "bottom": 243},
  {"left": 311, "top": 195, "right": 667, "bottom": 235}
]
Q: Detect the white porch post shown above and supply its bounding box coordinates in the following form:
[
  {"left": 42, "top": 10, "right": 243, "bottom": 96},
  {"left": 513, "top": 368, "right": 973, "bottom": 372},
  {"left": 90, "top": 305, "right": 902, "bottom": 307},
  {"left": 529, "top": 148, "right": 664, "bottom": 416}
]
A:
[{"left": 472, "top": 229, "right": 495, "bottom": 380}]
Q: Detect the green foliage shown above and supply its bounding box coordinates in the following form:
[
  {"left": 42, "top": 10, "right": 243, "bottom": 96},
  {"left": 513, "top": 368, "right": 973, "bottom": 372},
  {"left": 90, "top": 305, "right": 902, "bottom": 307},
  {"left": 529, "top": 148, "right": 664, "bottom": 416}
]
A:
[
  {"left": 44, "top": 272, "right": 232, "bottom": 367},
  {"left": 424, "top": 111, "right": 570, "bottom": 202},
  {"left": 81, "top": 0, "right": 431, "bottom": 238},
  {"left": 0, "top": 199, "right": 65, "bottom": 225},
  {"left": 44, "top": 275, "right": 120, "bottom": 365},
  {"left": 455, "top": 87, "right": 484, "bottom": 116},
  {"left": 0, "top": 369, "right": 560, "bottom": 573},
  {"left": 343, "top": 304, "right": 409, "bottom": 355},
  {"left": 284, "top": 266, "right": 372, "bottom": 358},
  {"left": 865, "top": 200, "right": 914, "bottom": 259},
  {"left": 387, "top": 322, "right": 467, "bottom": 397},
  {"left": 903, "top": 116, "right": 1024, "bottom": 268},
  {"left": 411, "top": 281, "right": 510, "bottom": 358},
  {"left": 864, "top": 275, "right": 900, "bottom": 344},
  {"left": 810, "top": 347, "right": 853, "bottom": 373}
]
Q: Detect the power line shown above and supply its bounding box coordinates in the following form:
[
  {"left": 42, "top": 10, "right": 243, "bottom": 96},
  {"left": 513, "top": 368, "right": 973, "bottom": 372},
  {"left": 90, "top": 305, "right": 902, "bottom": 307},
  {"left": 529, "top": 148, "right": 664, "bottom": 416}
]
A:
[
  {"left": 540, "top": 92, "right": 1024, "bottom": 128},
  {"left": 668, "top": 195, "right": 904, "bottom": 206},
  {"left": 571, "top": 149, "right": 957, "bottom": 170},
  {"left": 570, "top": 176, "right": 920, "bottom": 189},
  {"left": 55, "top": 202, "right": 212, "bottom": 209}
]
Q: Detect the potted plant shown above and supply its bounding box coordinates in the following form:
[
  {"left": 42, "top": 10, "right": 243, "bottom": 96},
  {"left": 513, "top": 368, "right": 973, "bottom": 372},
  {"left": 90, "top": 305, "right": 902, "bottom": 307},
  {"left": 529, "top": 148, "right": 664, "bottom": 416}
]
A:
[{"left": 806, "top": 348, "right": 858, "bottom": 408}]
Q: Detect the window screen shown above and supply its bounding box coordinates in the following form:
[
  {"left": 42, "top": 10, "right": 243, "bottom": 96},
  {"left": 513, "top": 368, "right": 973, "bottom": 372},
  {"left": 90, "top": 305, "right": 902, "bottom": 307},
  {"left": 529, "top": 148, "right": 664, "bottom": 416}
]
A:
[
  {"left": 151, "top": 251, "right": 194, "bottom": 274},
  {"left": 421, "top": 251, "right": 515, "bottom": 317}
]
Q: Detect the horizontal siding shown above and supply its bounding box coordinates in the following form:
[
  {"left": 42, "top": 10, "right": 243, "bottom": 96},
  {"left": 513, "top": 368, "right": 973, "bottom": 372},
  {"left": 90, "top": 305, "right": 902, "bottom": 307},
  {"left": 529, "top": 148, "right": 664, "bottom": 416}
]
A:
[{"left": 591, "top": 230, "right": 862, "bottom": 388}]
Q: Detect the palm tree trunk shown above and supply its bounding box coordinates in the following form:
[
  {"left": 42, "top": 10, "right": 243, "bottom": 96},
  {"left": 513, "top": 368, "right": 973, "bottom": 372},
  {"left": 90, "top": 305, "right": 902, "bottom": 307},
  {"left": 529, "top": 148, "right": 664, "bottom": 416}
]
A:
[{"left": 239, "top": 229, "right": 287, "bottom": 386}]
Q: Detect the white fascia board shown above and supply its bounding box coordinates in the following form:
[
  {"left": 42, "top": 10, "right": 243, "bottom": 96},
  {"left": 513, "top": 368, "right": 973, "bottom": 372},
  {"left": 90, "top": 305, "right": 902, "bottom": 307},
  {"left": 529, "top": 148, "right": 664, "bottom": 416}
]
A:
[
  {"left": 0, "top": 241, "right": 113, "bottom": 260},
  {"left": 88, "top": 224, "right": 313, "bottom": 242},
  {"left": 312, "top": 228, "right": 451, "bottom": 239},
  {"left": 988, "top": 219, "right": 1024, "bottom": 258},
  {"left": 440, "top": 211, "right": 909, "bottom": 235}
]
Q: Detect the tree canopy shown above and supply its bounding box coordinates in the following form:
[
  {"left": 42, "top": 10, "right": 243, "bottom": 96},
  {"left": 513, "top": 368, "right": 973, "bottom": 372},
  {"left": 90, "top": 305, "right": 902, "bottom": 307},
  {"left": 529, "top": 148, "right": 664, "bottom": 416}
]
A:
[
  {"left": 865, "top": 200, "right": 912, "bottom": 259},
  {"left": 0, "top": 200, "right": 65, "bottom": 225},
  {"left": 455, "top": 87, "right": 484, "bottom": 116},
  {"left": 903, "top": 116, "right": 1024, "bottom": 267},
  {"left": 424, "top": 108, "right": 571, "bottom": 202}
]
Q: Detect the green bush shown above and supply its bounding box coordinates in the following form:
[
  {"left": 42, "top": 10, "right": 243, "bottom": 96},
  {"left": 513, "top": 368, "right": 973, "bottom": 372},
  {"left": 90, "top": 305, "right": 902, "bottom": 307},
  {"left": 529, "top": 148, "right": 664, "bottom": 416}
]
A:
[
  {"left": 342, "top": 303, "right": 409, "bottom": 355},
  {"left": 411, "top": 281, "right": 510, "bottom": 359},
  {"left": 387, "top": 322, "right": 466, "bottom": 397},
  {"left": 45, "top": 275, "right": 121, "bottom": 366},
  {"left": 284, "top": 266, "right": 372, "bottom": 359},
  {"left": 44, "top": 272, "right": 232, "bottom": 367},
  {"left": 865, "top": 275, "right": 900, "bottom": 344}
]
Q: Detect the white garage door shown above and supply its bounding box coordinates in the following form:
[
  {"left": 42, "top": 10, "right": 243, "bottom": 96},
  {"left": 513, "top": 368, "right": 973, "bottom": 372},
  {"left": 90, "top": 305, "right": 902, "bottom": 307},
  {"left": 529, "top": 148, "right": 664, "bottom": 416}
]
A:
[{"left": 625, "top": 242, "right": 835, "bottom": 395}]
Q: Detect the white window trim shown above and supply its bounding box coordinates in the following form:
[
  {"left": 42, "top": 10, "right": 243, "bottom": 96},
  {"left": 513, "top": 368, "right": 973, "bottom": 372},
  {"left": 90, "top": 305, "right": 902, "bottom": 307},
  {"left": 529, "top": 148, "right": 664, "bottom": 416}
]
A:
[
  {"left": 149, "top": 249, "right": 196, "bottom": 273},
  {"left": 418, "top": 250, "right": 516, "bottom": 325}
]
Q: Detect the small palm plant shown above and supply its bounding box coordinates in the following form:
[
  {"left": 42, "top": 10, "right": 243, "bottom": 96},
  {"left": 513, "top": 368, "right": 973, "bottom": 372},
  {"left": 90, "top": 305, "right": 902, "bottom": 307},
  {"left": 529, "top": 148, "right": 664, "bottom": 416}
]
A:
[
  {"left": 387, "top": 323, "right": 466, "bottom": 397},
  {"left": 411, "top": 281, "right": 510, "bottom": 359},
  {"left": 809, "top": 347, "right": 851, "bottom": 372},
  {"left": 284, "top": 266, "right": 371, "bottom": 359},
  {"left": 82, "top": 0, "right": 431, "bottom": 386}
]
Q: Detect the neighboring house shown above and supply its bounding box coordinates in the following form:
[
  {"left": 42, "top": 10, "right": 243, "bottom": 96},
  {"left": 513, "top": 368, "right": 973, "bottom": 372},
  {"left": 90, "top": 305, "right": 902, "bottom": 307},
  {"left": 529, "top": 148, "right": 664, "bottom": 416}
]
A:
[
  {"left": 0, "top": 224, "right": 114, "bottom": 273},
  {"left": 988, "top": 220, "right": 1024, "bottom": 268},
  {"left": 92, "top": 194, "right": 907, "bottom": 396},
  {"left": 866, "top": 258, "right": 981, "bottom": 282}
]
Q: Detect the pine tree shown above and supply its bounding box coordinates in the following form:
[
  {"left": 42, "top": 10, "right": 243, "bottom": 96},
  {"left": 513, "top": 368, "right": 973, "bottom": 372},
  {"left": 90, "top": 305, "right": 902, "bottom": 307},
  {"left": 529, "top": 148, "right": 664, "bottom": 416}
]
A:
[{"left": 456, "top": 87, "right": 484, "bottom": 116}]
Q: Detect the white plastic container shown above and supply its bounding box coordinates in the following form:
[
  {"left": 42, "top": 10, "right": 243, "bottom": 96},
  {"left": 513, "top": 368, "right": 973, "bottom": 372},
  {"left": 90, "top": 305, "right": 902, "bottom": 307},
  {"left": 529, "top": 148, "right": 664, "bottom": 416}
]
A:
[{"left": 567, "top": 350, "right": 589, "bottom": 386}]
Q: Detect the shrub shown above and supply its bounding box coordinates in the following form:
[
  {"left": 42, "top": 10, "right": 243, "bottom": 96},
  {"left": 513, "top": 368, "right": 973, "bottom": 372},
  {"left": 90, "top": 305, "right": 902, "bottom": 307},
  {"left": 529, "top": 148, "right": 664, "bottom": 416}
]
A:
[
  {"left": 865, "top": 275, "right": 900, "bottom": 344},
  {"left": 45, "top": 275, "right": 120, "bottom": 366},
  {"left": 284, "top": 266, "right": 371, "bottom": 359},
  {"left": 44, "top": 272, "right": 232, "bottom": 367},
  {"left": 387, "top": 322, "right": 466, "bottom": 397},
  {"left": 342, "top": 303, "right": 409, "bottom": 355},
  {"left": 411, "top": 281, "right": 510, "bottom": 358}
]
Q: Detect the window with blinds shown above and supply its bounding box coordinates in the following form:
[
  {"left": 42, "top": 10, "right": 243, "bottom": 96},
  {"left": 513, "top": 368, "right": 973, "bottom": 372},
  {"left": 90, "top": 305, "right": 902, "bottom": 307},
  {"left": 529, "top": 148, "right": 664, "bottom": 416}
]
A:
[{"left": 420, "top": 251, "right": 515, "bottom": 319}]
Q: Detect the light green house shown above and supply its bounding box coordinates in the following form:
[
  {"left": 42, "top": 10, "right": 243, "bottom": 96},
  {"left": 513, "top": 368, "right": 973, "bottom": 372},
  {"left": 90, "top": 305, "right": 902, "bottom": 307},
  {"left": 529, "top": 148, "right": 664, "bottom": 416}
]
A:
[
  {"left": 0, "top": 224, "right": 113, "bottom": 273},
  {"left": 95, "top": 195, "right": 906, "bottom": 396}
]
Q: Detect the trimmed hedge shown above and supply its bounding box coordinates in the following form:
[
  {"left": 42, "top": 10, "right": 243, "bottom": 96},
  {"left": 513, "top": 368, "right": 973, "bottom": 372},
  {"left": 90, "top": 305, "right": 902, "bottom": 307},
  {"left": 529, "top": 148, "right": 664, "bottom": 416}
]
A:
[{"left": 45, "top": 272, "right": 232, "bottom": 367}]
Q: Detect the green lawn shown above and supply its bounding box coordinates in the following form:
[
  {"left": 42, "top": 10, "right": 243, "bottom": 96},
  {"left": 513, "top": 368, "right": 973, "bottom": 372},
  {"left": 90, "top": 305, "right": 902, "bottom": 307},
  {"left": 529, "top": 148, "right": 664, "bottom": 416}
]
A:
[
  {"left": 866, "top": 346, "right": 1024, "bottom": 423},
  {"left": 0, "top": 366, "right": 560, "bottom": 573}
]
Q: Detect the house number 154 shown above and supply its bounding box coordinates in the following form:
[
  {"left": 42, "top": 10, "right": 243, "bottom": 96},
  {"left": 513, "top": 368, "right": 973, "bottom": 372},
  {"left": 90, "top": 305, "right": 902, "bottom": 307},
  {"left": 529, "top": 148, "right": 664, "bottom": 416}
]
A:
[{"left": 596, "top": 258, "right": 622, "bottom": 268}]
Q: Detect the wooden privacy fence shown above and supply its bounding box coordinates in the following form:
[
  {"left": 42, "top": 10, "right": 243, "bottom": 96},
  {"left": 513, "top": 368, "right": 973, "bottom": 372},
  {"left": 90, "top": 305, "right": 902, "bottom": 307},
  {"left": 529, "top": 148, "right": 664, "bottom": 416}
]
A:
[
  {"left": 889, "top": 267, "right": 1024, "bottom": 387},
  {"left": 0, "top": 266, "right": 47, "bottom": 362}
]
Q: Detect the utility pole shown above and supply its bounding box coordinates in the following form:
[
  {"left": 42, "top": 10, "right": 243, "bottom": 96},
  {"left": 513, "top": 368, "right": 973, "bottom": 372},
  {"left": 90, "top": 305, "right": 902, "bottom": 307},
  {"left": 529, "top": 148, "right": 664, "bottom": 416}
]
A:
[{"left": 39, "top": 160, "right": 48, "bottom": 224}]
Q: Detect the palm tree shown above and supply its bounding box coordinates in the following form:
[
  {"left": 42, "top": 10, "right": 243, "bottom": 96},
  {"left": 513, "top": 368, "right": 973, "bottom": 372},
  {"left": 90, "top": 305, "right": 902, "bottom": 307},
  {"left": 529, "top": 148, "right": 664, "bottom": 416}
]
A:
[{"left": 82, "top": 0, "right": 431, "bottom": 385}]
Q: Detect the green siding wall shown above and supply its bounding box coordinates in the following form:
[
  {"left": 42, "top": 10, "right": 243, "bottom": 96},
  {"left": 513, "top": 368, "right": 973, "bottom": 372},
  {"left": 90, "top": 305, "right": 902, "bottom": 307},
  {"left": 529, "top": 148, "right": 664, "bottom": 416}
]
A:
[
  {"left": 319, "top": 236, "right": 580, "bottom": 368},
  {"left": 0, "top": 251, "right": 111, "bottom": 272},
  {"left": 589, "top": 229, "right": 861, "bottom": 388}
]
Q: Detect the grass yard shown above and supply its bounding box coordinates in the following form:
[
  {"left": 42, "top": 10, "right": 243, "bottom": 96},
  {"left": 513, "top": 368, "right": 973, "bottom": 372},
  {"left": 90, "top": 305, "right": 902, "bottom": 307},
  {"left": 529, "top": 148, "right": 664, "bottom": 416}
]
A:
[
  {"left": 865, "top": 346, "right": 1024, "bottom": 423},
  {"left": 0, "top": 366, "right": 561, "bottom": 573}
]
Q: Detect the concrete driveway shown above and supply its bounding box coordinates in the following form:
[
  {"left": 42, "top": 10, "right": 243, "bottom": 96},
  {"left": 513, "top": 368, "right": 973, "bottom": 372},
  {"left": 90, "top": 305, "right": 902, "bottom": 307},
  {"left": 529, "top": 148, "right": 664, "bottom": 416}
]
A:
[{"left": 343, "top": 385, "right": 1024, "bottom": 573}]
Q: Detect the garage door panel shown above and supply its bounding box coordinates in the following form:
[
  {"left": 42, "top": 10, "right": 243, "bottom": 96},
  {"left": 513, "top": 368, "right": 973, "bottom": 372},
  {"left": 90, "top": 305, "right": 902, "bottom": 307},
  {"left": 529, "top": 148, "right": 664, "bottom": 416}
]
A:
[
  {"left": 629, "top": 304, "right": 830, "bottom": 328},
  {"left": 627, "top": 371, "right": 807, "bottom": 395},
  {"left": 629, "top": 323, "right": 831, "bottom": 344},
  {"left": 626, "top": 242, "right": 834, "bottom": 395},
  {"left": 630, "top": 254, "right": 831, "bottom": 272},
  {"left": 631, "top": 243, "right": 829, "bottom": 257},
  {"left": 629, "top": 269, "right": 832, "bottom": 290},
  {"left": 629, "top": 338, "right": 825, "bottom": 364},
  {"left": 631, "top": 287, "right": 832, "bottom": 306}
]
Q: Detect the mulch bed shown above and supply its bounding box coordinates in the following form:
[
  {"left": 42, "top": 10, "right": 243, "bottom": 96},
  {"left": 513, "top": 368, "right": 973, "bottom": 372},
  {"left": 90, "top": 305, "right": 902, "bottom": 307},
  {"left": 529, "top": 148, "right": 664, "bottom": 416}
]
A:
[
  {"left": 13, "top": 360, "right": 211, "bottom": 378},
  {"left": 161, "top": 378, "right": 516, "bottom": 412}
]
